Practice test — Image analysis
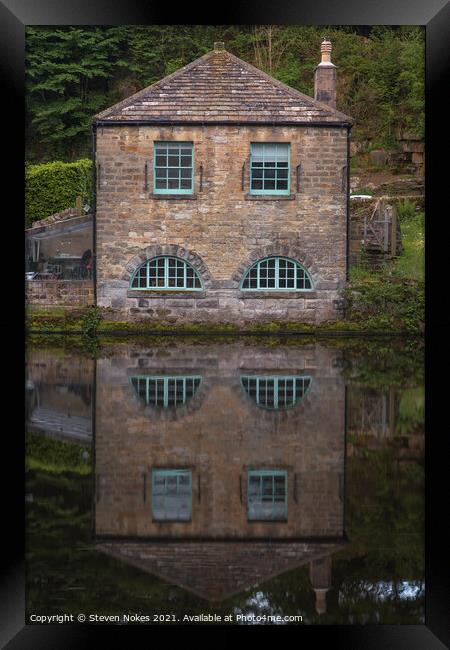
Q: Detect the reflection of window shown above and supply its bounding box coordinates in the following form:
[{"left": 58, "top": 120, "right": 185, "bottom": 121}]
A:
[
  {"left": 152, "top": 469, "right": 192, "bottom": 522},
  {"left": 241, "top": 375, "right": 311, "bottom": 410},
  {"left": 250, "top": 143, "right": 290, "bottom": 194},
  {"left": 131, "top": 375, "right": 201, "bottom": 408},
  {"left": 130, "top": 256, "right": 202, "bottom": 290},
  {"left": 248, "top": 470, "right": 287, "bottom": 521},
  {"left": 154, "top": 141, "right": 193, "bottom": 194},
  {"left": 241, "top": 257, "right": 313, "bottom": 291}
]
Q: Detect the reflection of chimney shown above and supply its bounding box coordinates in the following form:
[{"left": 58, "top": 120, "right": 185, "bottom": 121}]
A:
[
  {"left": 314, "top": 39, "right": 337, "bottom": 110},
  {"left": 314, "top": 589, "right": 328, "bottom": 616},
  {"left": 309, "top": 556, "right": 332, "bottom": 616}
]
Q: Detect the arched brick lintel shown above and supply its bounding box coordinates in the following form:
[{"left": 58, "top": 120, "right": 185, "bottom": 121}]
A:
[
  {"left": 121, "top": 244, "right": 212, "bottom": 287},
  {"left": 231, "top": 244, "right": 321, "bottom": 288}
]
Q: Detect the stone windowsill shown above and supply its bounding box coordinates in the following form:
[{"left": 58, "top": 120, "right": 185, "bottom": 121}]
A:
[
  {"left": 245, "top": 193, "right": 296, "bottom": 201},
  {"left": 127, "top": 290, "right": 204, "bottom": 299},
  {"left": 241, "top": 291, "right": 317, "bottom": 299},
  {"left": 149, "top": 193, "right": 197, "bottom": 200}
]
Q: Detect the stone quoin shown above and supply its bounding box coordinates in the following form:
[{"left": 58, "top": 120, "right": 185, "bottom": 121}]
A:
[{"left": 93, "top": 40, "right": 353, "bottom": 324}]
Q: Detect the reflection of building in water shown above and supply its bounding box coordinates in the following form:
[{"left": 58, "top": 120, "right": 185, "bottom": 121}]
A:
[
  {"left": 25, "top": 349, "right": 94, "bottom": 444},
  {"left": 95, "top": 342, "right": 347, "bottom": 607}
]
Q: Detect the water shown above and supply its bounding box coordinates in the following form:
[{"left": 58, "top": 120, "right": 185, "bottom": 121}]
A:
[{"left": 25, "top": 336, "right": 424, "bottom": 625}]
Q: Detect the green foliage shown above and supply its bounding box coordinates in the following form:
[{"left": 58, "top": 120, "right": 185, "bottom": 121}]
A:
[
  {"left": 396, "top": 387, "right": 424, "bottom": 434},
  {"left": 342, "top": 337, "right": 423, "bottom": 388},
  {"left": 26, "top": 26, "right": 126, "bottom": 160},
  {"left": 25, "top": 159, "right": 92, "bottom": 225},
  {"left": 26, "top": 432, "right": 91, "bottom": 474},
  {"left": 396, "top": 199, "right": 419, "bottom": 221},
  {"left": 394, "top": 209, "right": 424, "bottom": 281},
  {"left": 343, "top": 274, "right": 424, "bottom": 333},
  {"left": 81, "top": 305, "right": 102, "bottom": 337},
  {"left": 26, "top": 26, "right": 425, "bottom": 162}
]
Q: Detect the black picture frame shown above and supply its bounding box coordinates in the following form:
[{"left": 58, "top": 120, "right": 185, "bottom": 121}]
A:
[{"left": 3, "top": 0, "right": 449, "bottom": 646}]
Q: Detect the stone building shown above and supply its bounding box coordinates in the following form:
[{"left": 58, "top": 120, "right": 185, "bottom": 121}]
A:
[{"left": 93, "top": 40, "right": 353, "bottom": 324}]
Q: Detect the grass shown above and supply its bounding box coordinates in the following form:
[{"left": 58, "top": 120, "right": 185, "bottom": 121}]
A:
[{"left": 394, "top": 202, "right": 424, "bottom": 281}]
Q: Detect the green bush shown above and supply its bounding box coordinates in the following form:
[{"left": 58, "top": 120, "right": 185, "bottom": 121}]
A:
[
  {"left": 342, "top": 274, "right": 424, "bottom": 332},
  {"left": 25, "top": 159, "right": 93, "bottom": 226},
  {"left": 396, "top": 199, "right": 418, "bottom": 221},
  {"left": 81, "top": 306, "right": 102, "bottom": 337},
  {"left": 26, "top": 432, "right": 91, "bottom": 474}
]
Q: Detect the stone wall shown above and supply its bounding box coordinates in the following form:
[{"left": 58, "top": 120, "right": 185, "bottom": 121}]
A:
[
  {"left": 95, "top": 342, "right": 346, "bottom": 540},
  {"left": 26, "top": 280, "right": 94, "bottom": 306},
  {"left": 95, "top": 124, "right": 348, "bottom": 324}
]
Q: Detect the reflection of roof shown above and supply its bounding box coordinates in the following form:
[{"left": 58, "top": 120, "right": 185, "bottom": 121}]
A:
[
  {"left": 95, "top": 47, "right": 352, "bottom": 125},
  {"left": 96, "top": 540, "right": 346, "bottom": 603},
  {"left": 28, "top": 407, "right": 92, "bottom": 442}
]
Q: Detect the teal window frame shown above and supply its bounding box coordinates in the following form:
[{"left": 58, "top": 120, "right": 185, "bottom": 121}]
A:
[
  {"left": 153, "top": 141, "right": 194, "bottom": 194},
  {"left": 130, "top": 256, "right": 203, "bottom": 291},
  {"left": 241, "top": 375, "right": 312, "bottom": 410},
  {"left": 131, "top": 375, "right": 202, "bottom": 408},
  {"left": 247, "top": 470, "right": 288, "bottom": 521},
  {"left": 250, "top": 142, "right": 290, "bottom": 195},
  {"left": 240, "top": 256, "right": 313, "bottom": 291},
  {"left": 152, "top": 469, "right": 192, "bottom": 522}
]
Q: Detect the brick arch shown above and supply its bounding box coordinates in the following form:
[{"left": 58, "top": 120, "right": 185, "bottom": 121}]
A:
[
  {"left": 231, "top": 244, "right": 320, "bottom": 288},
  {"left": 122, "top": 244, "right": 212, "bottom": 287}
]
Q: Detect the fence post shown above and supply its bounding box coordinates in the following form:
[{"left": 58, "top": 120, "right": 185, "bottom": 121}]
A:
[
  {"left": 382, "top": 200, "right": 389, "bottom": 253},
  {"left": 390, "top": 205, "right": 398, "bottom": 257}
]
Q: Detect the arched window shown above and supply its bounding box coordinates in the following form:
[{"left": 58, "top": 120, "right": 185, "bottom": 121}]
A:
[
  {"left": 131, "top": 375, "right": 202, "bottom": 408},
  {"left": 240, "top": 256, "right": 313, "bottom": 291},
  {"left": 241, "top": 375, "right": 312, "bottom": 410},
  {"left": 130, "top": 256, "right": 202, "bottom": 290}
]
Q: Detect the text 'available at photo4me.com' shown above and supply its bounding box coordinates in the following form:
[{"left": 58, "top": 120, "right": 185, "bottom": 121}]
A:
[{"left": 29, "top": 612, "right": 304, "bottom": 625}]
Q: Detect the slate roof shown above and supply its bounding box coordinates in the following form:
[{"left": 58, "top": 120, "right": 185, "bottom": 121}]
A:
[{"left": 94, "top": 48, "right": 352, "bottom": 125}]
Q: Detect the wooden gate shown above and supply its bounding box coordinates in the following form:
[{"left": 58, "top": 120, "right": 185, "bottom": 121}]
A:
[{"left": 362, "top": 198, "right": 402, "bottom": 262}]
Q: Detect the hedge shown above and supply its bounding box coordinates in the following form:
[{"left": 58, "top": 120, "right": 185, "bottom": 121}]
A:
[{"left": 25, "top": 159, "right": 93, "bottom": 226}]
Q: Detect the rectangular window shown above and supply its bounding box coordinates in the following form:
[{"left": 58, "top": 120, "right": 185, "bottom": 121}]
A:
[
  {"left": 247, "top": 470, "right": 288, "bottom": 521},
  {"left": 250, "top": 143, "right": 290, "bottom": 195},
  {"left": 152, "top": 469, "right": 192, "bottom": 522},
  {"left": 154, "top": 142, "right": 194, "bottom": 194}
]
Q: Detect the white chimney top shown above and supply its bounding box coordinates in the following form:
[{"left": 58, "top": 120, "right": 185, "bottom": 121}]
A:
[{"left": 318, "top": 38, "right": 336, "bottom": 67}]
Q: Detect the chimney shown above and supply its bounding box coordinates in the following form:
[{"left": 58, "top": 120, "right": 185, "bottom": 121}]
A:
[{"left": 314, "top": 39, "right": 337, "bottom": 109}]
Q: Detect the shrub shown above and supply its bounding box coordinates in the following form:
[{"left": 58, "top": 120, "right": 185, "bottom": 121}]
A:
[
  {"left": 25, "top": 159, "right": 93, "bottom": 225},
  {"left": 396, "top": 199, "right": 418, "bottom": 221},
  {"left": 342, "top": 274, "right": 424, "bottom": 332},
  {"left": 81, "top": 306, "right": 102, "bottom": 337}
]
